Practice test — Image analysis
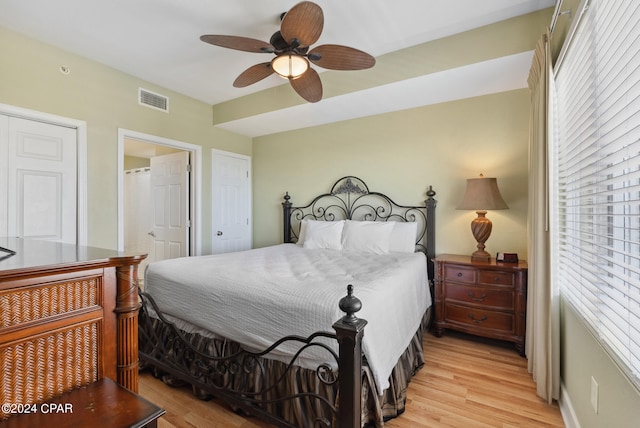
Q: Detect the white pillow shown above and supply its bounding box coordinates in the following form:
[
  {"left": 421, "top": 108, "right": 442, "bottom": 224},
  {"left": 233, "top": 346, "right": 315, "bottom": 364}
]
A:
[
  {"left": 341, "top": 220, "right": 394, "bottom": 254},
  {"left": 389, "top": 221, "right": 418, "bottom": 253},
  {"left": 302, "top": 220, "right": 345, "bottom": 250}
]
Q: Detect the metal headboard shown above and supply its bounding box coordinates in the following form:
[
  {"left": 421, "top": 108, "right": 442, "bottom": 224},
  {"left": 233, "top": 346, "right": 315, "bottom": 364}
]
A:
[{"left": 282, "top": 176, "right": 437, "bottom": 279}]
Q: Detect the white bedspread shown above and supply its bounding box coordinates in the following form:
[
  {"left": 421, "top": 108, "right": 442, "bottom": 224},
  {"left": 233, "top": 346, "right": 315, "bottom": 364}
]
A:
[{"left": 144, "top": 243, "right": 430, "bottom": 393}]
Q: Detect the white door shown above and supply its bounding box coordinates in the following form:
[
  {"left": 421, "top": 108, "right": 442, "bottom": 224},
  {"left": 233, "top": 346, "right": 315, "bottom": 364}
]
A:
[
  {"left": 0, "top": 115, "right": 77, "bottom": 243},
  {"left": 149, "top": 151, "right": 190, "bottom": 262},
  {"left": 212, "top": 150, "right": 251, "bottom": 254}
]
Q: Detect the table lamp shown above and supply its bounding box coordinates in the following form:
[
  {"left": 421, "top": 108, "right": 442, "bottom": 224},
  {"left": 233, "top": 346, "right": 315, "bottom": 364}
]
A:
[{"left": 456, "top": 174, "right": 508, "bottom": 261}]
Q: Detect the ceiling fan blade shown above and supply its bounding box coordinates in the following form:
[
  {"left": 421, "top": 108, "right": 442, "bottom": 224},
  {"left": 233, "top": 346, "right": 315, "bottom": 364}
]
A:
[
  {"left": 289, "top": 67, "right": 322, "bottom": 103},
  {"left": 200, "top": 35, "right": 273, "bottom": 53},
  {"left": 233, "top": 63, "right": 275, "bottom": 87},
  {"left": 308, "top": 45, "right": 376, "bottom": 70},
  {"left": 280, "top": 1, "right": 324, "bottom": 48}
]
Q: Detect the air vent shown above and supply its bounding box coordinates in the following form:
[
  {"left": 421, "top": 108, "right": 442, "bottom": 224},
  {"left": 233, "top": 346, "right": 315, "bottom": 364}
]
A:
[{"left": 138, "top": 88, "right": 169, "bottom": 112}]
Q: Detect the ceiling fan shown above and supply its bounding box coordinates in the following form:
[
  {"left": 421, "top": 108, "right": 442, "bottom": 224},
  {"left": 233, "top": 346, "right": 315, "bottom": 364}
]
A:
[{"left": 200, "top": 1, "right": 376, "bottom": 103}]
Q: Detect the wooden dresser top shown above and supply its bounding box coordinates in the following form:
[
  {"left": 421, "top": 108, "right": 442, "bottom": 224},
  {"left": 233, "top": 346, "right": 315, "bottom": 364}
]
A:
[{"left": 0, "top": 237, "right": 146, "bottom": 279}]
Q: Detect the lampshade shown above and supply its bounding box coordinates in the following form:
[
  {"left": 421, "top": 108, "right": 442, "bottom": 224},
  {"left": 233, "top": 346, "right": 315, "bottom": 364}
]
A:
[
  {"left": 456, "top": 176, "right": 508, "bottom": 211},
  {"left": 271, "top": 54, "right": 309, "bottom": 79},
  {"left": 456, "top": 175, "right": 508, "bottom": 261}
]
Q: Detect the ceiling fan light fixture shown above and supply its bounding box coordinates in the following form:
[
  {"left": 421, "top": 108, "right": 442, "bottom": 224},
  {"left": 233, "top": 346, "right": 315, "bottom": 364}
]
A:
[{"left": 271, "top": 54, "right": 309, "bottom": 79}]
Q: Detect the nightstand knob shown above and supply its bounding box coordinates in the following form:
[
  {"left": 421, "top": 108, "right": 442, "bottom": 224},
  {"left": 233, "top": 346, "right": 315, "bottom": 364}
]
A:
[{"left": 457, "top": 272, "right": 463, "bottom": 277}]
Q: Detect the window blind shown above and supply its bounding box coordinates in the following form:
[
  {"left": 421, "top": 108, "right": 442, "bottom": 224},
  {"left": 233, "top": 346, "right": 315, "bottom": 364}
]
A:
[{"left": 554, "top": 0, "right": 640, "bottom": 389}]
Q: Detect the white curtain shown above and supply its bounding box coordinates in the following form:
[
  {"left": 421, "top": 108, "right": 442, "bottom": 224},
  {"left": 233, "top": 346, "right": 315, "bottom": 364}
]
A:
[
  {"left": 124, "top": 168, "right": 152, "bottom": 279},
  {"left": 526, "top": 30, "right": 560, "bottom": 403}
]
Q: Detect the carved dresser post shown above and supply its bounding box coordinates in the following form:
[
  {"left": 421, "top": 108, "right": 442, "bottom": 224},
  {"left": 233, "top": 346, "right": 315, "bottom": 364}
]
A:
[
  {"left": 114, "top": 259, "right": 143, "bottom": 392},
  {"left": 333, "top": 285, "right": 367, "bottom": 428}
]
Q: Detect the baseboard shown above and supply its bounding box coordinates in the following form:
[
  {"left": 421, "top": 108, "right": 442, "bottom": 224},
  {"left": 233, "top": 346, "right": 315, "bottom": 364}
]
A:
[{"left": 559, "top": 381, "right": 580, "bottom": 428}]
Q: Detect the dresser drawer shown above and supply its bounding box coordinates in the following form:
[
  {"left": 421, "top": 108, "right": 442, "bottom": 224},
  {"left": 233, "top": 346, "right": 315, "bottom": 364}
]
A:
[
  {"left": 478, "top": 270, "right": 515, "bottom": 287},
  {"left": 443, "top": 265, "right": 476, "bottom": 284},
  {"left": 0, "top": 274, "right": 102, "bottom": 329},
  {"left": 445, "top": 284, "right": 514, "bottom": 309},
  {"left": 445, "top": 304, "right": 514, "bottom": 333}
]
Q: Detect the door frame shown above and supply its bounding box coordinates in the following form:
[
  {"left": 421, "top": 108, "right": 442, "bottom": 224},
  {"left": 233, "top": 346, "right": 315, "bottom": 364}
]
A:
[
  {"left": 0, "top": 103, "right": 88, "bottom": 245},
  {"left": 117, "top": 128, "right": 202, "bottom": 255},
  {"left": 211, "top": 149, "right": 252, "bottom": 252}
]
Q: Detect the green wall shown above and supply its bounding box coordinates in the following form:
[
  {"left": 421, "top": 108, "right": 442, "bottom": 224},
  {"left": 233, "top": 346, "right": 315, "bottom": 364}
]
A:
[
  {"left": 561, "top": 298, "right": 640, "bottom": 427},
  {"left": 0, "top": 26, "right": 252, "bottom": 253},
  {"left": 252, "top": 89, "right": 530, "bottom": 258}
]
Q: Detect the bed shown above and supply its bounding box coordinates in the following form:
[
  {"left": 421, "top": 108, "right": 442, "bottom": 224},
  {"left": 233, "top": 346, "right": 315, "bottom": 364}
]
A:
[{"left": 138, "top": 176, "right": 437, "bottom": 427}]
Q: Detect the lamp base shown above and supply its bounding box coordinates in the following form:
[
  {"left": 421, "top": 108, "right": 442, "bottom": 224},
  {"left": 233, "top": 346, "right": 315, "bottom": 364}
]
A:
[
  {"left": 471, "top": 250, "right": 491, "bottom": 262},
  {"left": 470, "top": 210, "right": 492, "bottom": 262}
]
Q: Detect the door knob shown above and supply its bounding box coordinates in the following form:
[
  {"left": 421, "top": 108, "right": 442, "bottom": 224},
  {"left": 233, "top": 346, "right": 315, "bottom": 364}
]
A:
[
  {"left": 148, "top": 231, "right": 156, "bottom": 237},
  {"left": 217, "top": 231, "right": 223, "bottom": 236}
]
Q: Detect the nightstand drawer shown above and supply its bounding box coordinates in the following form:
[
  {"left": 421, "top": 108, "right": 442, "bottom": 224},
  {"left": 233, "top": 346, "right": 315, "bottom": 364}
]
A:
[
  {"left": 443, "top": 265, "right": 476, "bottom": 284},
  {"left": 445, "top": 304, "right": 514, "bottom": 333},
  {"left": 446, "top": 284, "right": 514, "bottom": 309},
  {"left": 478, "top": 270, "right": 515, "bottom": 287}
]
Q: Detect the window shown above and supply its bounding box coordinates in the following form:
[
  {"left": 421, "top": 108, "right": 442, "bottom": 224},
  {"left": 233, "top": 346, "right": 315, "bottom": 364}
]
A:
[{"left": 553, "top": 0, "right": 640, "bottom": 389}]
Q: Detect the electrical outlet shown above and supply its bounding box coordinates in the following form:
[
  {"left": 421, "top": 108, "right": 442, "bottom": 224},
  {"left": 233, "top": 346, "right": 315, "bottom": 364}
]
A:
[{"left": 590, "top": 376, "right": 599, "bottom": 413}]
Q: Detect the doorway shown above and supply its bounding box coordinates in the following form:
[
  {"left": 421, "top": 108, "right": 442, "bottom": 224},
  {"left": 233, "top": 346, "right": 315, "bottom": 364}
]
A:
[
  {"left": 123, "top": 147, "right": 190, "bottom": 279},
  {"left": 117, "top": 129, "right": 201, "bottom": 261}
]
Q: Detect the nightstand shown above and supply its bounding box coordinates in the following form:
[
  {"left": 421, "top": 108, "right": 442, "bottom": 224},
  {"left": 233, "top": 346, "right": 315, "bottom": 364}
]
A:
[{"left": 433, "top": 254, "right": 528, "bottom": 356}]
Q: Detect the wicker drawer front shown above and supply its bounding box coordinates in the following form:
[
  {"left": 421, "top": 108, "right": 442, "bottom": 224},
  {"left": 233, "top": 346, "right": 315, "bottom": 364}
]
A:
[
  {"left": 478, "top": 270, "right": 515, "bottom": 288},
  {"left": 0, "top": 321, "right": 99, "bottom": 419},
  {"left": 445, "top": 304, "right": 514, "bottom": 333},
  {"left": 444, "top": 265, "right": 476, "bottom": 284},
  {"left": 446, "top": 284, "right": 514, "bottom": 309},
  {"left": 0, "top": 276, "right": 101, "bottom": 328}
]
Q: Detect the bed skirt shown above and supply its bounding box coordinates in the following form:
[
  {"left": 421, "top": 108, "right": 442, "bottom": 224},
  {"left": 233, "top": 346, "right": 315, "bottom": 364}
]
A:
[{"left": 139, "top": 307, "right": 431, "bottom": 427}]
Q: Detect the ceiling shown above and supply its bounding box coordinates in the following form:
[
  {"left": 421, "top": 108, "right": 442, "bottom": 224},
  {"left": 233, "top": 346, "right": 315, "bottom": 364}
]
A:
[{"left": 0, "top": 0, "right": 555, "bottom": 137}]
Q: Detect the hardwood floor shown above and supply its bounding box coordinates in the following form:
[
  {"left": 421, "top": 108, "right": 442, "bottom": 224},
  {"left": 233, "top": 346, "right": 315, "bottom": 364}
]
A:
[{"left": 138, "top": 331, "right": 564, "bottom": 427}]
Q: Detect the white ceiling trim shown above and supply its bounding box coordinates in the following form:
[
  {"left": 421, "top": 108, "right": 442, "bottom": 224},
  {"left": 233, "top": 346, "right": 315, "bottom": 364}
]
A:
[{"left": 216, "top": 51, "right": 535, "bottom": 138}]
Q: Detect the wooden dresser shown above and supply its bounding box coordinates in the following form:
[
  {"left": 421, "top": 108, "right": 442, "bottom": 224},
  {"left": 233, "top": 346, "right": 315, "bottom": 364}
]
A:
[
  {"left": 0, "top": 238, "right": 146, "bottom": 420},
  {"left": 433, "top": 254, "right": 528, "bottom": 356}
]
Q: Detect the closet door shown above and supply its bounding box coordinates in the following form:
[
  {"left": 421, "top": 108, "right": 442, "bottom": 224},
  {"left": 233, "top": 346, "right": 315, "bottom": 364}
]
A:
[
  {"left": 211, "top": 150, "right": 251, "bottom": 254},
  {"left": 2, "top": 115, "right": 77, "bottom": 243}
]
